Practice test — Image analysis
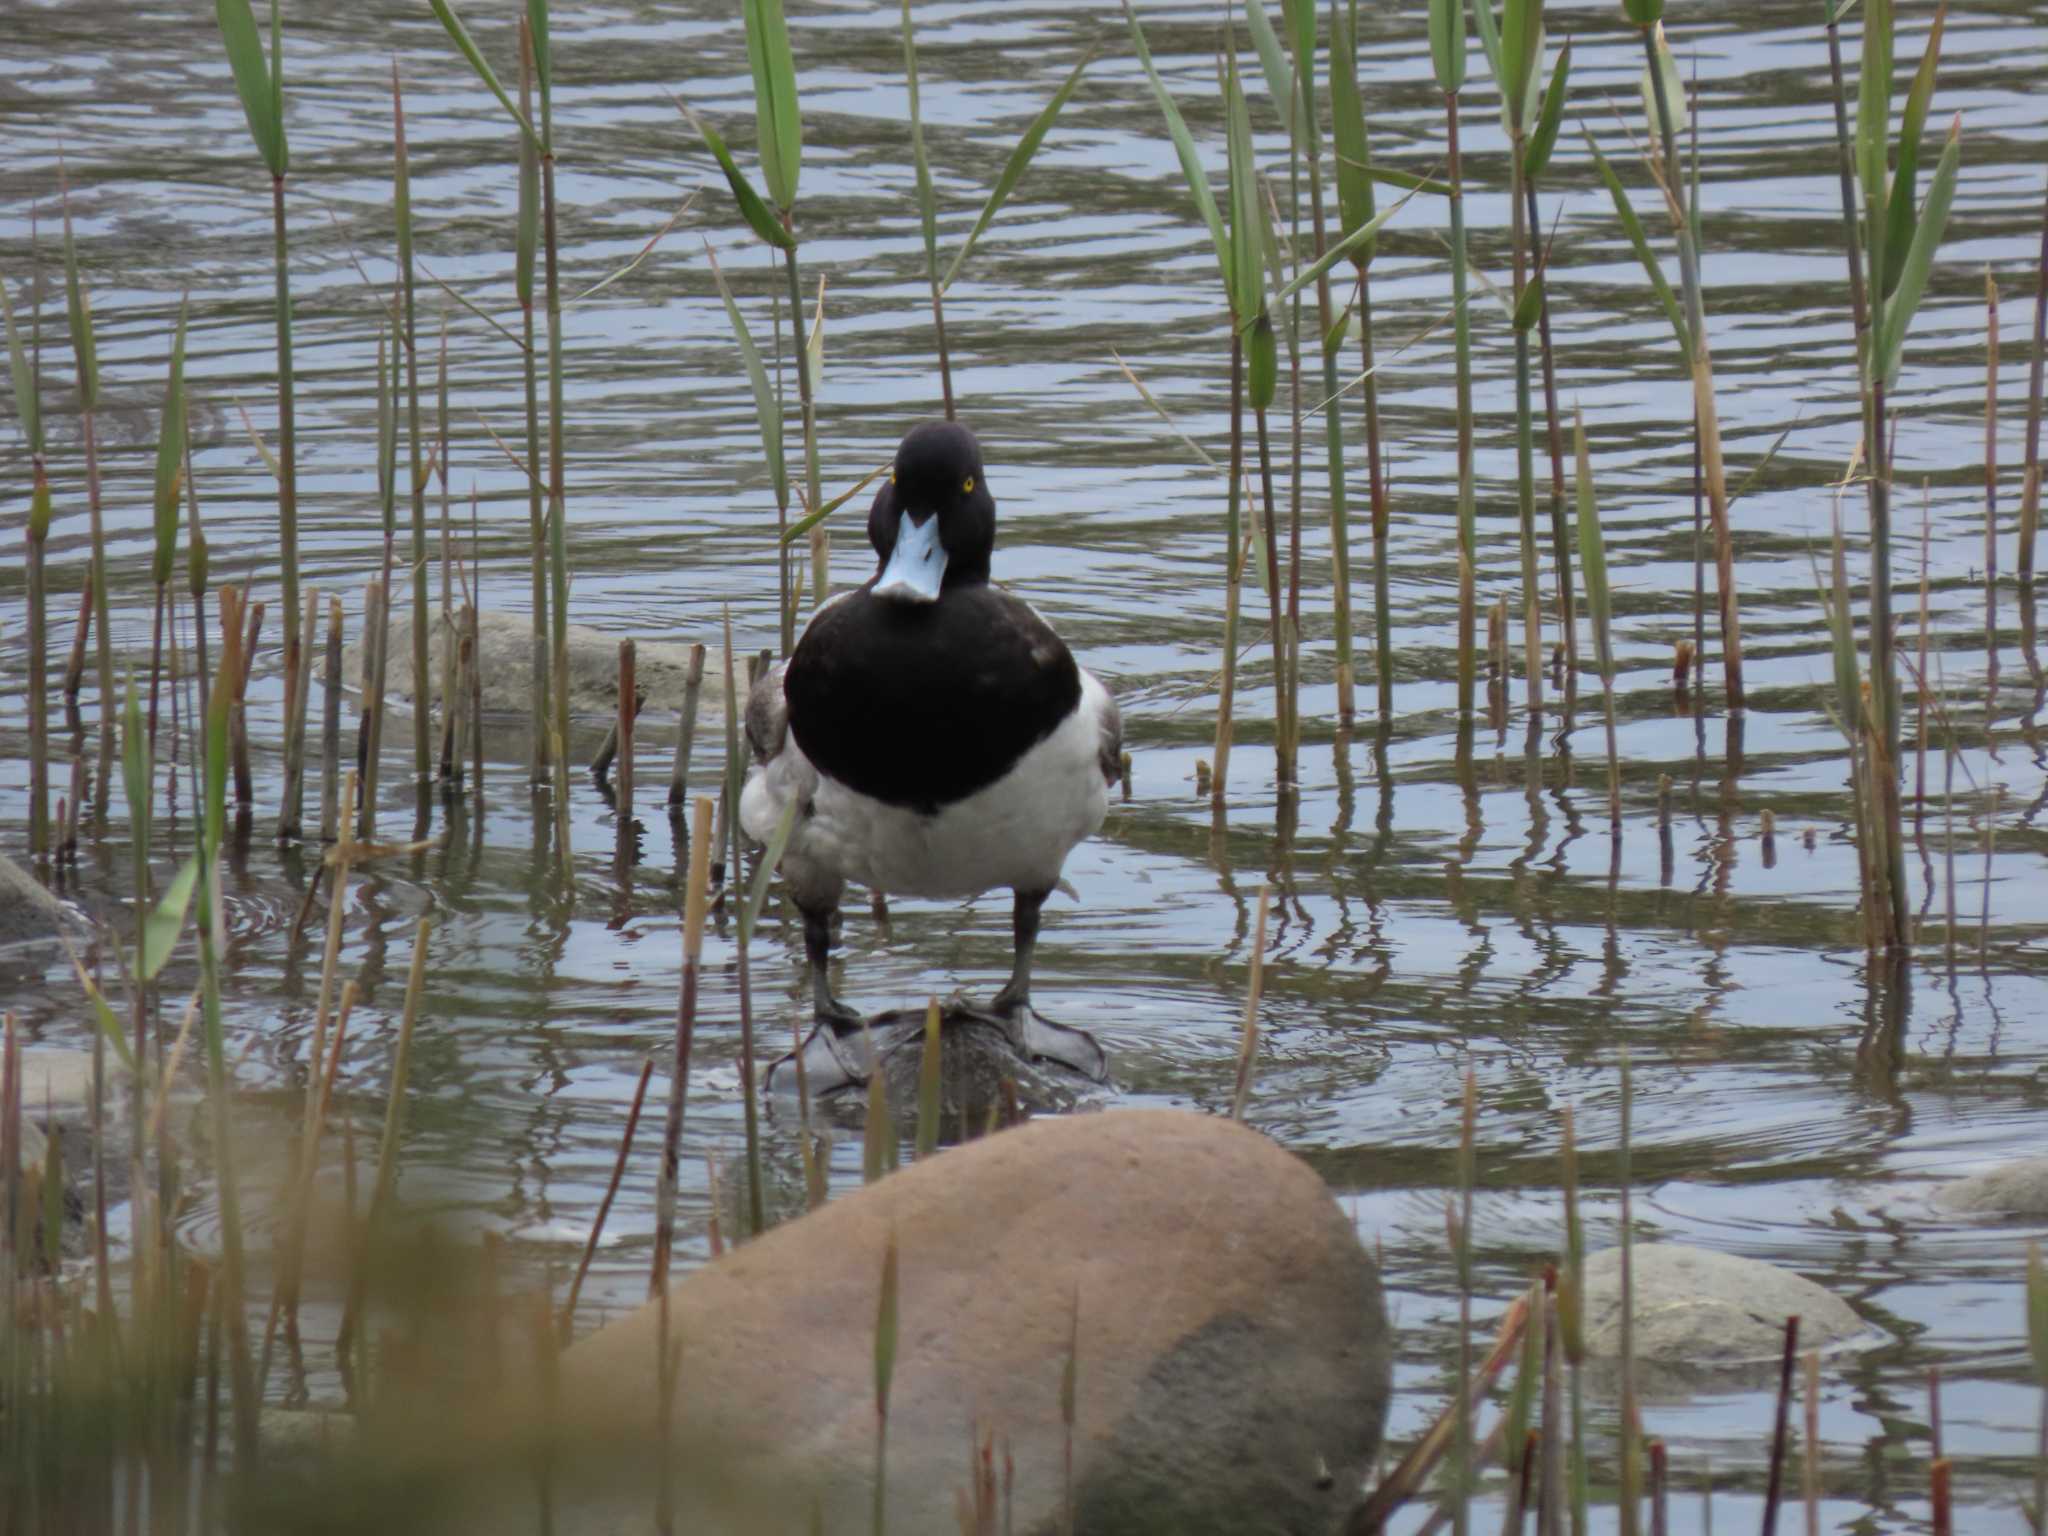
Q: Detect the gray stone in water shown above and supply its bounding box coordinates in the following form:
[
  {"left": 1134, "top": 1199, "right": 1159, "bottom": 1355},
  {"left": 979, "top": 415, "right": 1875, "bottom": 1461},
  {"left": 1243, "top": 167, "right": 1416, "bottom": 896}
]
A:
[
  {"left": 0, "top": 850, "right": 85, "bottom": 987},
  {"left": 1934, "top": 1159, "right": 2048, "bottom": 1216},
  {"left": 547, "top": 1108, "right": 1391, "bottom": 1535},
  {"left": 342, "top": 610, "right": 730, "bottom": 720},
  {"left": 1580, "top": 1242, "right": 1866, "bottom": 1367}
]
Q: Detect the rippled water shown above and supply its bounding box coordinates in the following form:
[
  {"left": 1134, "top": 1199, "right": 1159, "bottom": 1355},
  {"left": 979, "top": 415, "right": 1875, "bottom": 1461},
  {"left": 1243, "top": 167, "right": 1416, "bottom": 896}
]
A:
[{"left": 5, "top": 0, "right": 2048, "bottom": 1528}]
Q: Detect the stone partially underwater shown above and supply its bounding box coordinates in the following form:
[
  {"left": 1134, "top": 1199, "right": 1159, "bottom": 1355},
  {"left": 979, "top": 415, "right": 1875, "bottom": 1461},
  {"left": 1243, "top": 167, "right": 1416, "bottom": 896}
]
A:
[
  {"left": 354, "top": 1109, "right": 1390, "bottom": 1535},
  {"left": 766, "top": 1000, "right": 1113, "bottom": 1121}
]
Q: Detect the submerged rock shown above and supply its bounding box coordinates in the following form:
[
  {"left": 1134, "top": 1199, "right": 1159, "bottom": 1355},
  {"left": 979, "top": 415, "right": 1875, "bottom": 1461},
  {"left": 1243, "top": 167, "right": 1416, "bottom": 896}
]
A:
[
  {"left": 0, "top": 851, "right": 85, "bottom": 990},
  {"left": 550, "top": 1109, "right": 1391, "bottom": 1534},
  {"left": 1934, "top": 1159, "right": 2048, "bottom": 1216},
  {"left": 767, "top": 1001, "right": 1111, "bottom": 1121},
  {"left": 1580, "top": 1242, "right": 1866, "bottom": 1367},
  {"left": 342, "top": 610, "right": 730, "bottom": 720}
]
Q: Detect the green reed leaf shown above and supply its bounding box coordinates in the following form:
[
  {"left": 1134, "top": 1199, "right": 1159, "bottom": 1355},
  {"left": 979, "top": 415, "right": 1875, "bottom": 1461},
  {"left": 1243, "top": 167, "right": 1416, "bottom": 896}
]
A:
[
  {"left": 1877, "top": 114, "right": 1960, "bottom": 389},
  {"left": 742, "top": 798, "right": 797, "bottom": 945},
  {"left": 1349, "top": 161, "right": 1447, "bottom": 196},
  {"left": 59, "top": 193, "right": 97, "bottom": 414},
  {"left": 1586, "top": 131, "right": 1691, "bottom": 364},
  {"left": 1243, "top": 0, "right": 1295, "bottom": 132},
  {"left": 1329, "top": 1, "right": 1378, "bottom": 255},
  {"left": 1123, "top": 0, "right": 1231, "bottom": 297},
  {"left": 1856, "top": 0, "right": 1893, "bottom": 223},
  {"left": 1473, "top": 0, "right": 1503, "bottom": 84},
  {"left": 1499, "top": 0, "right": 1544, "bottom": 134},
  {"left": 1573, "top": 408, "right": 1612, "bottom": 683},
  {"left": 901, "top": 0, "right": 939, "bottom": 286},
  {"left": 152, "top": 301, "right": 190, "bottom": 588},
  {"left": 1523, "top": 37, "right": 1571, "bottom": 179},
  {"left": 781, "top": 462, "right": 890, "bottom": 545},
  {"left": 1263, "top": 183, "right": 1412, "bottom": 316},
  {"left": 142, "top": 855, "right": 201, "bottom": 982},
  {"left": 516, "top": 31, "right": 539, "bottom": 307},
  {"left": 1512, "top": 267, "right": 1545, "bottom": 331},
  {"left": 1883, "top": 3, "right": 1947, "bottom": 297},
  {"left": 79, "top": 975, "right": 136, "bottom": 1077},
  {"left": 1638, "top": 22, "right": 1684, "bottom": 158},
  {"left": 1248, "top": 312, "right": 1279, "bottom": 412},
  {"left": 913, "top": 1000, "right": 941, "bottom": 1161},
  {"left": 121, "top": 676, "right": 149, "bottom": 858},
  {"left": 1224, "top": 51, "right": 1261, "bottom": 324},
  {"left": 862, "top": 1042, "right": 889, "bottom": 1185},
  {"left": 216, "top": 0, "right": 284, "bottom": 176},
  {"left": 429, "top": 0, "right": 541, "bottom": 152},
  {"left": 526, "top": 0, "right": 551, "bottom": 104},
  {"left": 941, "top": 50, "right": 1091, "bottom": 294},
  {"left": 376, "top": 322, "right": 398, "bottom": 537},
  {"left": 1623, "top": 0, "right": 1663, "bottom": 23},
  {"left": 1430, "top": 0, "right": 1468, "bottom": 96},
  {"left": 703, "top": 241, "right": 789, "bottom": 511},
  {"left": 0, "top": 272, "right": 40, "bottom": 456},
  {"left": 874, "top": 1229, "right": 900, "bottom": 1408},
  {"left": 742, "top": 0, "right": 802, "bottom": 211},
  {"left": 685, "top": 104, "right": 795, "bottom": 251},
  {"left": 2029, "top": 1242, "right": 2048, "bottom": 1386}
]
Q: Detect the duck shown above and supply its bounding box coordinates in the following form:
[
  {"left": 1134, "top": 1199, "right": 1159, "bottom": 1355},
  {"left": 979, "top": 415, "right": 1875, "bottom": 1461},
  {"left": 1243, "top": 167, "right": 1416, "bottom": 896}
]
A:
[{"left": 740, "top": 419, "right": 1121, "bottom": 1088}]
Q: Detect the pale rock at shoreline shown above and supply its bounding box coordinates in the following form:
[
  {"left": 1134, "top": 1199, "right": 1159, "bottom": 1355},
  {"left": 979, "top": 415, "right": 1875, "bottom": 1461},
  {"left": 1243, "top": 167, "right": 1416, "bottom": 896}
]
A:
[
  {"left": 342, "top": 610, "right": 731, "bottom": 720},
  {"left": 1934, "top": 1159, "right": 2048, "bottom": 1216},
  {"left": 1581, "top": 1242, "right": 1866, "bottom": 1366}
]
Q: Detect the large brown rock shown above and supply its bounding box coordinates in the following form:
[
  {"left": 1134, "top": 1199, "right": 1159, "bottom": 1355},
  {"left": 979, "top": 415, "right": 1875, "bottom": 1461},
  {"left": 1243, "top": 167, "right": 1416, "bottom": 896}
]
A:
[{"left": 551, "top": 1108, "right": 1390, "bottom": 1534}]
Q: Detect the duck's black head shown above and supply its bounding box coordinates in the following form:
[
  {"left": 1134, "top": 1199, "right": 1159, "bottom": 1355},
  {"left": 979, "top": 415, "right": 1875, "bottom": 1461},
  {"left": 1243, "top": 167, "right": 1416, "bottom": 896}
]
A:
[{"left": 866, "top": 420, "right": 996, "bottom": 604}]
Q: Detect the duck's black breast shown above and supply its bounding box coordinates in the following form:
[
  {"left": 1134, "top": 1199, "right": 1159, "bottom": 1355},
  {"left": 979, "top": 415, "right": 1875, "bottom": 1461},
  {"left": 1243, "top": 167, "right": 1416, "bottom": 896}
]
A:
[{"left": 784, "top": 585, "right": 1083, "bottom": 815}]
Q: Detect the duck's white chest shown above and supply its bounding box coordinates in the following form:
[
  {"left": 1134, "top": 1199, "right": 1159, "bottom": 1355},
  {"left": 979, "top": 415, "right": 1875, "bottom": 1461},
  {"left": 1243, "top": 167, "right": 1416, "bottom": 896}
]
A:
[{"left": 747, "top": 671, "right": 1113, "bottom": 900}]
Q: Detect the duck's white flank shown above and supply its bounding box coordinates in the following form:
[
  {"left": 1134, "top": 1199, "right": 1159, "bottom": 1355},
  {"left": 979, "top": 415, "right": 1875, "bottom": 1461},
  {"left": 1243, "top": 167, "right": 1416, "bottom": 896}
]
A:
[{"left": 741, "top": 667, "right": 1114, "bottom": 900}]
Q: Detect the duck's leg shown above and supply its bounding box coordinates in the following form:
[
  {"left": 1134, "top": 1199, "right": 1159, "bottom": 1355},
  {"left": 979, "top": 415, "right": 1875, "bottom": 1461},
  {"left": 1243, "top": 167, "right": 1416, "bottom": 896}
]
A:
[
  {"left": 989, "top": 886, "right": 1049, "bottom": 1018},
  {"left": 798, "top": 897, "right": 865, "bottom": 1029},
  {"left": 984, "top": 887, "right": 1109, "bottom": 1081}
]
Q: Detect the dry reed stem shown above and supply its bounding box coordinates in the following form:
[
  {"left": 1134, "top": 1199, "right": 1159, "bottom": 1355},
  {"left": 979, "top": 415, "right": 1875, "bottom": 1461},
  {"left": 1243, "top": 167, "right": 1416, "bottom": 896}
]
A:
[{"left": 561, "top": 1052, "right": 654, "bottom": 1341}]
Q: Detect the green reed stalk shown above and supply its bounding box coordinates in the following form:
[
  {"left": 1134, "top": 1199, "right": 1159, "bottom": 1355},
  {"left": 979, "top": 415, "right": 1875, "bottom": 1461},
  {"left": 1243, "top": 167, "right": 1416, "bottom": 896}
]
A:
[
  {"left": 722, "top": 613, "right": 767, "bottom": 1239},
  {"left": 216, "top": 0, "right": 303, "bottom": 834},
  {"left": 1843, "top": 0, "right": 1957, "bottom": 948},
  {"left": 901, "top": 0, "right": 951, "bottom": 420},
  {"left": 1451, "top": 1068, "right": 1476, "bottom": 1536},
  {"left": 1588, "top": 8, "right": 1740, "bottom": 723},
  {"left": 2022, "top": 176, "right": 2047, "bottom": 586},
  {"left": 1283, "top": 0, "right": 1357, "bottom": 728},
  {"left": 1227, "top": 48, "right": 1293, "bottom": 791},
  {"left": 1524, "top": 41, "right": 1574, "bottom": 707},
  {"left": 2027, "top": 1243, "right": 2048, "bottom": 1533},
  {"left": 394, "top": 59, "right": 432, "bottom": 789},
  {"left": 536, "top": 10, "right": 574, "bottom": 857},
  {"left": 1560, "top": 1103, "right": 1589, "bottom": 1536},
  {"left": 437, "top": 317, "right": 459, "bottom": 782},
  {"left": 58, "top": 170, "right": 115, "bottom": 820},
  {"left": 1432, "top": 0, "right": 1477, "bottom": 722},
  {"left": 1482, "top": 0, "right": 1548, "bottom": 719},
  {"left": 913, "top": 1000, "right": 942, "bottom": 1158},
  {"left": 197, "top": 609, "right": 258, "bottom": 1476},
  {"left": 1574, "top": 409, "right": 1619, "bottom": 832},
  {"left": 1332, "top": 0, "right": 1391, "bottom": 720},
  {"left": 873, "top": 1231, "right": 900, "bottom": 1536},
  {"left": 1124, "top": 0, "right": 1246, "bottom": 807},
  {"left": 2, "top": 272, "right": 51, "bottom": 859},
  {"left": 517, "top": 20, "right": 548, "bottom": 786}
]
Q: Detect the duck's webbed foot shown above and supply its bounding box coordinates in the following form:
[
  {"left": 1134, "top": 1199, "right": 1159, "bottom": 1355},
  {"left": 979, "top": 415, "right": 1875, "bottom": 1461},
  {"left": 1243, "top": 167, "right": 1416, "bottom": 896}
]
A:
[
  {"left": 801, "top": 900, "right": 864, "bottom": 1030},
  {"left": 972, "top": 887, "right": 1108, "bottom": 1082}
]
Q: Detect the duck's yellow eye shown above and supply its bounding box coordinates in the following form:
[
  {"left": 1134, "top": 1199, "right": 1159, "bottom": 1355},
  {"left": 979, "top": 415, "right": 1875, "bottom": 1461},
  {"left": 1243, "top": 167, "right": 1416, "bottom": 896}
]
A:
[
  {"left": 889, "top": 471, "right": 897, "bottom": 485},
  {"left": 962, "top": 475, "right": 976, "bottom": 494}
]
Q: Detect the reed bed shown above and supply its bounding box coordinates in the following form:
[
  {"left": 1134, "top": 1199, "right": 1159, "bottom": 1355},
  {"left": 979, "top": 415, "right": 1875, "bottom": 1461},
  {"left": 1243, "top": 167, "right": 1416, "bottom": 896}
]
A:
[{"left": 0, "top": 0, "right": 2042, "bottom": 1528}]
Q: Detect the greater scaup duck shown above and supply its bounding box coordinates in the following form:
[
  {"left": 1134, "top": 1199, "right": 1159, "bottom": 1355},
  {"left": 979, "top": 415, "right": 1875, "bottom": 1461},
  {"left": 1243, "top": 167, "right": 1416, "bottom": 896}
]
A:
[{"left": 741, "top": 420, "right": 1121, "bottom": 1083}]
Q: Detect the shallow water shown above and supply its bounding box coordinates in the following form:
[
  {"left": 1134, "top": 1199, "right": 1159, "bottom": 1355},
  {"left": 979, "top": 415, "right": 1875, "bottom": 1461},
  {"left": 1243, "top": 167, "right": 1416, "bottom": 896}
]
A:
[{"left": 4, "top": 0, "right": 2048, "bottom": 1527}]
